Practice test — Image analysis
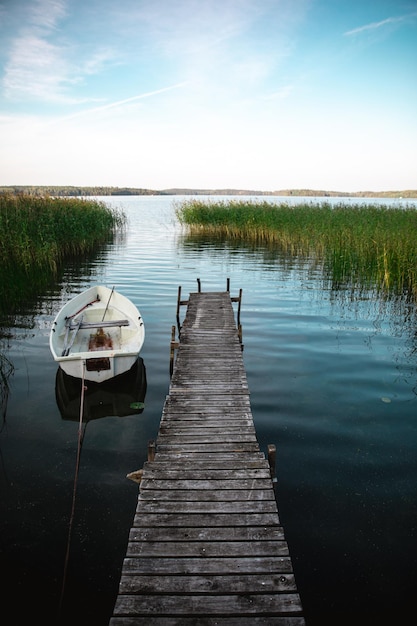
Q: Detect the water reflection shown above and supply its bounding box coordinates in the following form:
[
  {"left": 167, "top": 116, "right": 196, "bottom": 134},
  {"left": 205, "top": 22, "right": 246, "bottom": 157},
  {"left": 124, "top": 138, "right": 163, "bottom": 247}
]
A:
[
  {"left": 55, "top": 357, "right": 147, "bottom": 421},
  {"left": 2, "top": 196, "right": 417, "bottom": 624},
  {"left": 0, "top": 350, "right": 14, "bottom": 422},
  {"left": 178, "top": 230, "right": 417, "bottom": 346},
  {"left": 54, "top": 356, "right": 147, "bottom": 620}
]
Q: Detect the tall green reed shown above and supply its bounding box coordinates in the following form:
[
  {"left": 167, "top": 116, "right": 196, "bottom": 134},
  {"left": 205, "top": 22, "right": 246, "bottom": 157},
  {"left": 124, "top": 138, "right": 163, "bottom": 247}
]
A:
[
  {"left": 176, "top": 199, "right": 417, "bottom": 301},
  {"left": 0, "top": 194, "right": 126, "bottom": 313}
]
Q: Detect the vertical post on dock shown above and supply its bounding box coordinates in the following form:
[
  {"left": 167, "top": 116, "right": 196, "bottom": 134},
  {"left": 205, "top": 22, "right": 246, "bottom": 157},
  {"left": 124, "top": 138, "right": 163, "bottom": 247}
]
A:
[
  {"left": 268, "top": 444, "right": 277, "bottom": 482},
  {"left": 170, "top": 325, "right": 178, "bottom": 377},
  {"left": 237, "top": 288, "right": 242, "bottom": 327},
  {"left": 176, "top": 286, "right": 182, "bottom": 330},
  {"left": 147, "top": 440, "right": 156, "bottom": 462},
  {"left": 197, "top": 278, "right": 201, "bottom": 292}
]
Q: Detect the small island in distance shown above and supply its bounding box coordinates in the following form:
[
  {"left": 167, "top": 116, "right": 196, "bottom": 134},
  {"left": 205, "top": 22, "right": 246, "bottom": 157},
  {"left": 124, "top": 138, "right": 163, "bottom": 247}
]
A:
[{"left": 1, "top": 186, "right": 416, "bottom": 198}]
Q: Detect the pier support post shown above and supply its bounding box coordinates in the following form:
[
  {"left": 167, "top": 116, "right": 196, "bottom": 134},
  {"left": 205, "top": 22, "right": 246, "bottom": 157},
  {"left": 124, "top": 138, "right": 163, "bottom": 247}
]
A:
[
  {"left": 268, "top": 443, "right": 277, "bottom": 483},
  {"left": 147, "top": 439, "right": 156, "bottom": 462},
  {"left": 170, "top": 325, "right": 179, "bottom": 377}
]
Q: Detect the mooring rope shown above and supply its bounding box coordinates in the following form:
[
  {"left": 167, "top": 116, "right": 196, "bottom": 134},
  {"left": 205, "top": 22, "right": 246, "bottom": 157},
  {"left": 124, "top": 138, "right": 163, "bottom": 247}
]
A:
[{"left": 58, "top": 361, "right": 87, "bottom": 618}]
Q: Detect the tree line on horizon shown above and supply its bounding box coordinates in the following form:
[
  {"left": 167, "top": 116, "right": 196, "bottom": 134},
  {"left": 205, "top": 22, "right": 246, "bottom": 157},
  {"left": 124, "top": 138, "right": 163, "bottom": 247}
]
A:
[{"left": 0, "top": 185, "right": 416, "bottom": 198}]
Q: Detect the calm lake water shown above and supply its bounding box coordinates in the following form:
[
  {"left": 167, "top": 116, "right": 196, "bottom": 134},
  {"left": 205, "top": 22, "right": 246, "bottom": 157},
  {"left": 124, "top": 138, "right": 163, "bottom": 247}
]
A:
[{"left": 1, "top": 195, "right": 416, "bottom": 625}]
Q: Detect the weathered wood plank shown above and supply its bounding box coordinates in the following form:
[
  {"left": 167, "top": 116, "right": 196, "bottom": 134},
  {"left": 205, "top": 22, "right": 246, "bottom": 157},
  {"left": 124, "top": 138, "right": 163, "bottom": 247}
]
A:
[
  {"left": 117, "top": 572, "right": 297, "bottom": 594},
  {"left": 139, "top": 479, "right": 273, "bottom": 491},
  {"left": 133, "top": 513, "right": 281, "bottom": 527},
  {"left": 164, "top": 395, "right": 252, "bottom": 407},
  {"left": 161, "top": 413, "right": 254, "bottom": 421},
  {"left": 168, "top": 387, "right": 250, "bottom": 395},
  {"left": 146, "top": 457, "right": 269, "bottom": 468},
  {"left": 119, "top": 556, "right": 294, "bottom": 575},
  {"left": 159, "top": 424, "right": 256, "bottom": 434},
  {"left": 155, "top": 434, "right": 258, "bottom": 444},
  {"left": 155, "top": 450, "right": 269, "bottom": 469},
  {"left": 137, "top": 489, "right": 275, "bottom": 502},
  {"left": 112, "top": 593, "right": 303, "bottom": 615},
  {"left": 134, "top": 500, "right": 279, "bottom": 514},
  {"left": 128, "top": 526, "right": 285, "bottom": 542},
  {"left": 126, "top": 540, "right": 289, "bottom": 558},
  {"left": 155, "top": 443, "right": 261, "bottom": 453},
  {"left": 141, "top": 466, "right": 271, "bottom": 479},
  {"left": 110, "top": 618, "right": 306, "bottom": 626}
]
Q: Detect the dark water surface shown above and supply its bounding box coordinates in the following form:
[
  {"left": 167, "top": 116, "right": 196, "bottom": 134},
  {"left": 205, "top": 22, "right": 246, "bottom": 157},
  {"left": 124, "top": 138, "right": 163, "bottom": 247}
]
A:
[{"left": 1, "top": 196, "right": 416, "bottom": 625}]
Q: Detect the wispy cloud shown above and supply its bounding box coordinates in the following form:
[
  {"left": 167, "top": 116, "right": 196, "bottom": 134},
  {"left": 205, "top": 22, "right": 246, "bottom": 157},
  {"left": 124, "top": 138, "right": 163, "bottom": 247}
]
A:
[
  {"left": 83, "top": 49, "right": 120, "bottom": 75},
  {"left": 1, "top": 0, "right": 117, "bottom": 104},
  {"left": 262, "top": 84, "right": 294, "bottom": 101},
  {"left": 3, "top": 0, "right": 71, "bottom": 102},
  {"left": 30, "top": 0, "right": 67, "bottom": 31},
  {"left": 344, "top": 13, "right": 414, "bottom": 36},
  {"left": 47, "top": 82, "right": 188, "bottom": 124},
  {"left": 3, "top": 34, "right": 76, "bottom": 102}
]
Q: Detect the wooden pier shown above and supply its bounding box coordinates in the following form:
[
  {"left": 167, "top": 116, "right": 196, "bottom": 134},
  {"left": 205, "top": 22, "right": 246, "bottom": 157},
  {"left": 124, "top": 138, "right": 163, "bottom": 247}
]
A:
[{"left": 110, "top": 283, "right": 305, "bottom": 625}]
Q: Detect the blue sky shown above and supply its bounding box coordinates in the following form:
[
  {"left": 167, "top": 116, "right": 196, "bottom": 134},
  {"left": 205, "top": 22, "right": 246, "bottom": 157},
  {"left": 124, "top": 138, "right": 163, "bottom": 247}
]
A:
[{"left": 0, "top": 0, "right": 416, "bottom": 191}]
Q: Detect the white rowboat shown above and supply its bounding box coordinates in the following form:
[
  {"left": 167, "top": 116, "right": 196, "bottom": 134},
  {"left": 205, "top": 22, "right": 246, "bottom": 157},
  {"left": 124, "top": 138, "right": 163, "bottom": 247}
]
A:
[{"left": 50, "top": 285, "right": 145, "bottom": 383}]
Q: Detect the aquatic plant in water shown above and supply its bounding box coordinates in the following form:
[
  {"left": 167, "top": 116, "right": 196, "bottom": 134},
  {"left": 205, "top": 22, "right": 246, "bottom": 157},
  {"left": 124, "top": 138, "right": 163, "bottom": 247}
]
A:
[
  {"left": 176, "top": 199, "right": 417, "bottom": 302},
  {"left": 0, "top": 193, "right": 126, "bottom": 313}
]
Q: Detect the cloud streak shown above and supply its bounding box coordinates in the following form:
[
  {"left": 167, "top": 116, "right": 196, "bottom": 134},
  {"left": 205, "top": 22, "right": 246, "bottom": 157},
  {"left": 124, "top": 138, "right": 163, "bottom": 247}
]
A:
[
  {"left": 344, "top": 13, "right": 414, "bottom": 36},
  {"left": 48, "top": 82, "right": 188, "bottom": 124}
]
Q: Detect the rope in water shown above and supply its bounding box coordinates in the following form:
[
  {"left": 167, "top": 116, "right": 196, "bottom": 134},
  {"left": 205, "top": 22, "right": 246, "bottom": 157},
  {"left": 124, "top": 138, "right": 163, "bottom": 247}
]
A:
[{"left": 58, "top": 361, "right": 87, "bottom": 617}]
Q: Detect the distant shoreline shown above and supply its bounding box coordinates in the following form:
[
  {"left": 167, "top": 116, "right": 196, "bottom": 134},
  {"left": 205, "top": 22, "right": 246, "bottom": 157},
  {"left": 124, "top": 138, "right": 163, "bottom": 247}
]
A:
[{"left": 1, "top": 185, "right": 416, "bottom": 198}]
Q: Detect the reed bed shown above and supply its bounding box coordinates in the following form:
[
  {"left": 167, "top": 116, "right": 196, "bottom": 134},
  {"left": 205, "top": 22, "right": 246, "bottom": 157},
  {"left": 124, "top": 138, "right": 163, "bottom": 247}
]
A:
[
  {"left": 0, "top": 194, "right": 126, "bottom": 314},
  {"left": 0, "top": 194, "right": 125, "bottom": 272},
  {"left": 176, "top": 199, "right": 417, "bottom": 300}
]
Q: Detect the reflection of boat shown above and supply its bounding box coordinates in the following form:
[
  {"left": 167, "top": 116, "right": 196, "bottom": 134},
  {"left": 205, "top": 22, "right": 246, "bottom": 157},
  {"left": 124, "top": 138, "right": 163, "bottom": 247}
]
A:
[
  {"left": 50, "top": 285, "right": 145, "bottom": 383},
  {"left": 55, "top": 359, "right": 146, "bottom": 608},
  {"left": 55, "top": 357, "right": 147, "bottom": 421}
]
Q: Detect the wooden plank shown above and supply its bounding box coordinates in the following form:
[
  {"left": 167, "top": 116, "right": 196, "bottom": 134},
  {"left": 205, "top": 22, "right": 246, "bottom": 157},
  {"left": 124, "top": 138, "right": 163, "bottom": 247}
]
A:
[
  {"left": 134, "top": 500, "right": 279, "bottom": 514},
  {"left": 152, "top": 452, "right": 267, "bottom": 463},
  {"left": 119, "top": 556, "right": 295, "bottom": 575},
  {"left": 145, "top": 458, "right": 269, "bottom": 468},
  {"left": 112, "top": 593, "right": 303, "bottom": 615},
  {"left": 138, "top": 479, "right": 275, "bottom": 492},
  {"left": 155, "top": 434, "right": 258, "bottom": 444},
  {"left": 117, "top": 572, "right": 297, "bottom": 594},
  {"left": 140, "top": 466, "right": 271, "bottom": 479},
  {"left": 164, "top": 395, "right": 252, "bottom": 407},
  {"left": 133, "top": 513, "right": 281, "bottom": 527},
  {"left": 128, "top": 526, "right": 285, "bottom": 541},
  {"left": 159, "top": 423, "right": 256, "bottom": 433},
  {"left": 137, "top": 490, "right": 275, "bottom": 502},
  {"left": 126, "top": 540, "right": 289, "bottom": 558},
  {"left": 110, "top": 618, "right": 306, "bottom": 626},
  {"left": 169, "top": 387, "right": 250, "bottom": 394},
  {"left": 155, "top": 443, "right": 261, "bottom": 453}
]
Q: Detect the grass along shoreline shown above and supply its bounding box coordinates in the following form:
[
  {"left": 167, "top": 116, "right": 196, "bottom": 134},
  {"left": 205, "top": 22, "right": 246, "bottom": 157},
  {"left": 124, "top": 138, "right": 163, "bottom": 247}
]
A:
[
  {"left": 176, "top": 199, "right": 417, "bottom": 301},
  {"left": 0, "top": 194, "right": 125, "bottom": 272},
  {"left": 0, "top": 194, "right": 126, "bottom": 314}
]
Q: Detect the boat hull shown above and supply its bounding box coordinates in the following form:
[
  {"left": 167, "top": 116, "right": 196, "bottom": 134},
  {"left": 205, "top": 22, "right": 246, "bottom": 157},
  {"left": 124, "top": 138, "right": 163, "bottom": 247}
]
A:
[{"left": 49, "top": 286, "right": 145, "bottom": 383}]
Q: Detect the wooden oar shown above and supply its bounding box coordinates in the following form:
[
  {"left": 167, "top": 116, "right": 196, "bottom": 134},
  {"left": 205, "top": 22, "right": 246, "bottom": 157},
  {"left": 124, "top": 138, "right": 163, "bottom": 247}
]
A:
[
  {"left": 62, "top": 316, "right": 83, "bottom": 356},
  {"left": 102, "top": 286, "right": 115, "bottom": 322}
]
